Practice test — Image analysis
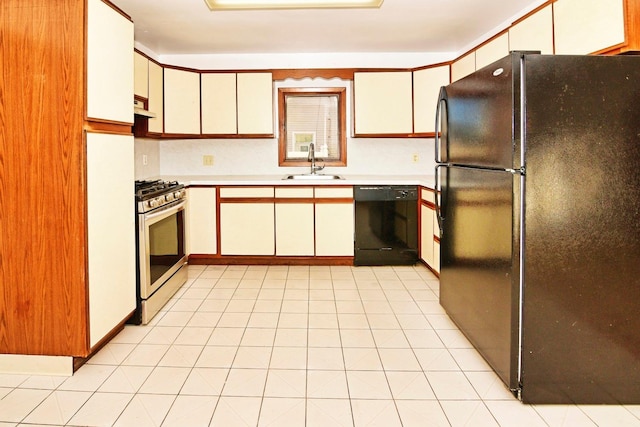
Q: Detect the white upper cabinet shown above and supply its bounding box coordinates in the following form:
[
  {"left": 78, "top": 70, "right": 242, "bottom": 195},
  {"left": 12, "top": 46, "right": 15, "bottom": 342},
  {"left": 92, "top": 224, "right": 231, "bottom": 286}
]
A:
[
  {"left": 475, "top": 33, "right": 509, "bottom": 70},
  {"left": 413, "top": 65, "right": 450, "bottom": 134},
  {"left": 134, "top": 51, "right": 149, "bottom": 98},
  {"left": 354, "top": 71, "right": 413, "bottom": 135},
  {"left": 509, "top": 5, "right": 554, "bottom": 54},
  {"left": 148, "top": 61, "right": 164, "bottom": 134},
  {"left": 86, "top": 0, "right": 133, "bottom": 123},
  {"left": 554, "top": 0, "right": 625, "bottom": 54},
  {"left": 451, "top": 52, "right": 476, "bottom": 82},
  {"left": 237, "top": 72, "right": 274, "bottom": 135},
  {"left": 201, "top": 72, "right": 273, "bottom": 135},
  {"left": 201, "top": 73, "right": 238, "bottom": 134},
  {"left": 164, "top": 68, "right": 201, "bottom": 134}
]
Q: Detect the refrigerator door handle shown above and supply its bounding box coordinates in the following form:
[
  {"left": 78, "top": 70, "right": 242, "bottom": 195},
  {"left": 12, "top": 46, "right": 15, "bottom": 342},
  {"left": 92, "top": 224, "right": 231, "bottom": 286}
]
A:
[
  {"left": 434, "top": 86, "right": 448, "bottom": 164},
  {"left": 434, "top": 163, "right": 446, "bottom": 238}
]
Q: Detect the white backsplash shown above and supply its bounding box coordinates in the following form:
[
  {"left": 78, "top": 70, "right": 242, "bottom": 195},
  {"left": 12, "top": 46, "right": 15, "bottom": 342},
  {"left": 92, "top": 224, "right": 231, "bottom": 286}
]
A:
[
  {"left": 134, "top": 138, "right": 161, "bottom": 180},
  {"left": 139, "top": 137, "right": 435, "bottom": 178}
]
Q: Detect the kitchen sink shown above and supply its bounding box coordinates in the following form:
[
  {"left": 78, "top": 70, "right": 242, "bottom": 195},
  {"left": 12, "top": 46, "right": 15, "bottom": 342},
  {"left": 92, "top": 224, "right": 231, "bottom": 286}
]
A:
[{"left": 284, "top": 174, "right": 344, "bottom": 180}]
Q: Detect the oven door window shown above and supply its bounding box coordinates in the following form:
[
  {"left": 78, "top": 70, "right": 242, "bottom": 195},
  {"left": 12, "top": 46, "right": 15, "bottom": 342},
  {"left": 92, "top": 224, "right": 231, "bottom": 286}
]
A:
[{"left": 148, "top": 210, "right": 185, "bottom": 285}]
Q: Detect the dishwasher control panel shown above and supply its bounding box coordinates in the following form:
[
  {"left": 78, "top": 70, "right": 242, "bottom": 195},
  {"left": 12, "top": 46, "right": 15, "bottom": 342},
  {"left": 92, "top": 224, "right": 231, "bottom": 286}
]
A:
[{"left": 354, "top": 185, "right": 418, "bottom": 201}]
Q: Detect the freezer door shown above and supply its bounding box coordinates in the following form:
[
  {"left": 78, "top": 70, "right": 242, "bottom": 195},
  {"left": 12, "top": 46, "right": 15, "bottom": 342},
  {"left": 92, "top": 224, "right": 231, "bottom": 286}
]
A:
[
  {"left": 439, "top": 165, "right": 521, "bottom": 391},
  {"left": 444, "top": 53, "right": 520, "bottom": 169}
]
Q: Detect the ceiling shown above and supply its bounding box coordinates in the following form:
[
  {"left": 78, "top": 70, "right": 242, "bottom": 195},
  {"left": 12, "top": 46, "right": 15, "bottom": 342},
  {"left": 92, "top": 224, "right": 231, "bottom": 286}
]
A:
[{"left": 111, "top": 0, "right": 545, "bottom": 57}]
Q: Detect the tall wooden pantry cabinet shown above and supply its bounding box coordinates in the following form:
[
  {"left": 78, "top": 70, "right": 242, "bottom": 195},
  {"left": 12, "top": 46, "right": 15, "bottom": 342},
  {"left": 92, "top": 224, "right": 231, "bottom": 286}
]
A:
[{"left": 0, "top": 0, "right": 136, "bottom": 374}]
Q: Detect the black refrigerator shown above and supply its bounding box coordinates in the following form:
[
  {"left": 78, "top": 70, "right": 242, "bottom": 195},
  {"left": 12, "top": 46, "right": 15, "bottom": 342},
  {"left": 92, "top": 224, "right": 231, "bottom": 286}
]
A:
[{"left": 435, "top": 52, "right": 640, "bottom": 404}]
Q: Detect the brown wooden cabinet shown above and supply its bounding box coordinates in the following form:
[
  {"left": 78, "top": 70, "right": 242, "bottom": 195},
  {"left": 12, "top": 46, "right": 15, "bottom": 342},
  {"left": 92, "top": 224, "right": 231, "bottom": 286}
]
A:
[{"left": 0, "top": 0, "right": 134, "bottom": 367}]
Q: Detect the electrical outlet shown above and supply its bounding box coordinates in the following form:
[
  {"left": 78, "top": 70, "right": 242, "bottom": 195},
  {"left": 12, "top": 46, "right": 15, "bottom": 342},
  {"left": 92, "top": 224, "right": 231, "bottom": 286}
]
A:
[
  {"left": 142, "top": 154, "right": 148, "bottom": 166},
  {"left": 203, "top": 155, "right": 214, "bottom": 166},
  {"left": 412, "top": 153, "right": 419, "bottom": 163}
]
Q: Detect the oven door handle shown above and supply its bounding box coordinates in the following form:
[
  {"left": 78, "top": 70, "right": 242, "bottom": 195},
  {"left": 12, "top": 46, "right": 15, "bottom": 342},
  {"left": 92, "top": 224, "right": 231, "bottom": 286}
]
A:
[{"left": 143, "top": 199, "right": 186, "bottom": 222}]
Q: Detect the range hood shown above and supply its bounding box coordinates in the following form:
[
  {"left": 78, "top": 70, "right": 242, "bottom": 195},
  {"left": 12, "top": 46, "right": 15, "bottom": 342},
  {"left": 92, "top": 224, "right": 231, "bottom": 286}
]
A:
[{"left": 134, "top": 99, "right": 156, "bottom": 118}]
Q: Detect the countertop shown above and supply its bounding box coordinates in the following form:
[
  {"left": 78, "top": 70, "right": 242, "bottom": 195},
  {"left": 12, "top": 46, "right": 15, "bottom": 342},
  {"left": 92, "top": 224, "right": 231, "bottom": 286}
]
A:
[{"left": 163, "top": 174, "right": 436, "bottom": 189}]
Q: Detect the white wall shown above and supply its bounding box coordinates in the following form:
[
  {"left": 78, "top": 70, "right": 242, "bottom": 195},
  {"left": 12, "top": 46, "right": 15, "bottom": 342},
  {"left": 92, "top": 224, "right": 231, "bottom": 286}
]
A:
[{"left": 134, "top": 138, "right": 160, "bottom": 180}]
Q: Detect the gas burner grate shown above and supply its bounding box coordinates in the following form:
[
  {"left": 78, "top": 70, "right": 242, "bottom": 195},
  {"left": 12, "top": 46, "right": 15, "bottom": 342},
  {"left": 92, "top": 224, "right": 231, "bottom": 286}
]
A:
[{"left": 135, "top": 180, "right": 183, "bottom": 200}]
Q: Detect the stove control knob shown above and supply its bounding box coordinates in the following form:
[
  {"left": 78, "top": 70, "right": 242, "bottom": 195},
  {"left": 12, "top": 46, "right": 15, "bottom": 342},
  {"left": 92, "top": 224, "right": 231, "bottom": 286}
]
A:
[
  {"left": 165, "top": 193, "right": 174, "bottom": 202},
  {"left": 174, "top": 190, "right": 183, "bottom": 200},
  {"left": 147, "top": 199, "right": 158, "bottom": 209}
]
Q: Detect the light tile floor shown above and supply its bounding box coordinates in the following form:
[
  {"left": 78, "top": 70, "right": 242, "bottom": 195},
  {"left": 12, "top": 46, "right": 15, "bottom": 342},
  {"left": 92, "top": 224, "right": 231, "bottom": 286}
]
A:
[{"left": 1, "top": 264, "right": 639, "bottom": 426}]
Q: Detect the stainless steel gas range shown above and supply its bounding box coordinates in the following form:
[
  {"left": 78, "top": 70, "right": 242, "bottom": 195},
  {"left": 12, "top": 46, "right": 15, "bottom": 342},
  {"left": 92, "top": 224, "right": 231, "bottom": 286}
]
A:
[{"left": 133, "top": 179, "right": 187, "bottom": 324}]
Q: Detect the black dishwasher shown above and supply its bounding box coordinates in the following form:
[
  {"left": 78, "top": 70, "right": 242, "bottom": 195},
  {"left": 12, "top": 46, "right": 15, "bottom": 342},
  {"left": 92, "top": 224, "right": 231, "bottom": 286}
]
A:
[{"left": 354, "top": 185, "right": 418, "bottom": 266}]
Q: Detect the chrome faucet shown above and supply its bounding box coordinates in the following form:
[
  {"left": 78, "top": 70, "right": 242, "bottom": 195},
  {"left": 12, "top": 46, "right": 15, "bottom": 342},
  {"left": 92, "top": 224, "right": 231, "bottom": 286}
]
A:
[{"left": 308, "top": 142, "right": 324, "bottom": 174}]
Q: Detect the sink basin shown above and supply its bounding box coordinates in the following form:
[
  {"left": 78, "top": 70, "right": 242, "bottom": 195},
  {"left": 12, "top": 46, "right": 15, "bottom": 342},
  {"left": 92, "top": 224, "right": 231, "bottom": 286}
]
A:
[{"left": 284, "top": 174, "right": 343, "bottom": 180}]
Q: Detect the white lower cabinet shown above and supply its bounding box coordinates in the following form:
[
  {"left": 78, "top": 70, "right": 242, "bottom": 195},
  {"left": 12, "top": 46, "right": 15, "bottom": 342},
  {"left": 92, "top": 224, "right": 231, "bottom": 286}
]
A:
[
  {"left": 275, "top": 187, "right": 315, "bottom": 256},
  {"left": 86, "top": 132, "right": 136, "bottom": 348},
  {"left": 315, "top": 203, "right": 354, "bottom": 256},
  {"left": 419, "top": 187, "right": 440, "bottom": 274},
  {"left": 220, "top": 203, "right": 275, "bottom": 255},
  {"left": 276, "top": 203, "right": 315, "bottom": 255},
  {"left": 315, "top": 187, "right": 354, "bottom": 256},
  {"left": 219, "top": 187, "right": 275, "bottom": 255},
  {"left": 215, "top": 185, "right": 354, "bottom": 258},
  {"left": 420, "top": 203, "right": 435, "bottom": 267},
  {"left": 187, "top": 187, "right": 217, "bottom": 254}
]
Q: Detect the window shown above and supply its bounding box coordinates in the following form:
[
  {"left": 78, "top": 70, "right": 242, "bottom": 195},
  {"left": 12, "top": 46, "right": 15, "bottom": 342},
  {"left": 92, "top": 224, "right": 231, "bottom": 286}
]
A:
[{"left": 278, "top": 87, "right": 347, "bottom": 167}]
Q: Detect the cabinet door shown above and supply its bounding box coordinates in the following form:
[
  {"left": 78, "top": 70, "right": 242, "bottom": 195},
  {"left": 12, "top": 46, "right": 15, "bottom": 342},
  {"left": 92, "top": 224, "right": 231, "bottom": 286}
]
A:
[
  {"left": 219, "top": 187, "right": 275, "bottom": 256},
  {"left": 275, "top": 187, "right": 314, "bottom": 256},
  {"left": 164, "top": 68, "right": 201, "bottom": 134},
  {"left": 276, "top": 204, "right": 315, "bottom": 256},
  {"left": 413, "top": 65, "right": 450, "bottom": 134},
  {"left": 315, "top": 203, "right": 354, "bottom": 256},
  {"left": 187, "top": 187, "right": 217, "bottom": 254},
  {"left": 148, "top": 61, "right": 164, "bottom": 133},
  {"left": 354, "top": 71, "right": 413, "bottom": 135},
  {"left": 420, "top": 203, "right": 435, "bottom": 266},
  {"left": 451, "top": 52, "right": 476, "bottom": 82},
  {"left": 554, "top": 0, "right": 625, "bottom": 54},
  {"left": 220, "top": 203, "right": 275, "bottom": 255},
  {"left": 237, "top": 72, "right": 273, "bottom": 135},
  {"left": 86, "top": 0, "right": 133, "bottom": 123},
  {"left": 134, "top": 52, "right": 149, "bottom": 98},
  {"left": 202, "top": 73, "right": 238, "bottom": 134},
  {"left": 86, "top": 132, "right": 136, "bottom": 348},
  {"left": 509, "top": 5, "right": 554, "bottom": 54},
  {"left": 475, "top": 33, "right": 509, "bottom": 70}
]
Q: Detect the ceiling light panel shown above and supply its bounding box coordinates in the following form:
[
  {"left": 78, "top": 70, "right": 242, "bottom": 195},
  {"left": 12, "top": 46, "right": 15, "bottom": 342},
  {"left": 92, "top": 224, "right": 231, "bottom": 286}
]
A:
[{"left": 205, "top": 0, "right": 383, "bottom": 10}]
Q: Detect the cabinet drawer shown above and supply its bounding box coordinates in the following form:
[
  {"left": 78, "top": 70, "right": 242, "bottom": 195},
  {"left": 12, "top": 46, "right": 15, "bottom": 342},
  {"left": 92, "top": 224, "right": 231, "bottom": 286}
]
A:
[
  {"left": 275, "top": 187, "right": 314, "bottom": 198},
  {"left": 220, "top": 187, "right": 274, "bottom": 198},
  {"left": 421, "top": 188, "right": 435, "bottom": 204},
  {"left": 315, "top": 187, "right": 353, "bottom": 198}
]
